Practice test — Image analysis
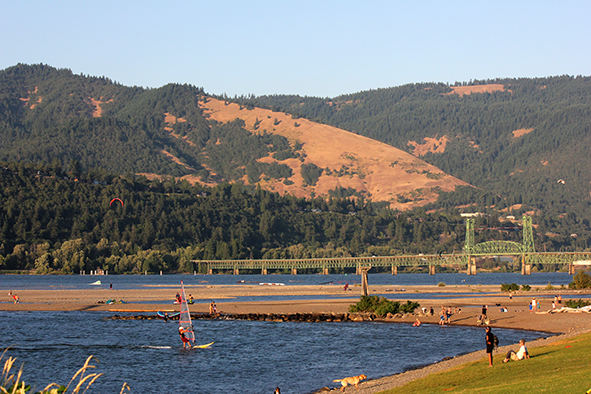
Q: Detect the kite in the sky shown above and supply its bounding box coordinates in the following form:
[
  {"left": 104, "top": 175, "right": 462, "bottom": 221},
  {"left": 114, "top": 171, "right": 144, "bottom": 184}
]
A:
[{"left": 110, "top": 198, "right": 124, "bottom": 207}]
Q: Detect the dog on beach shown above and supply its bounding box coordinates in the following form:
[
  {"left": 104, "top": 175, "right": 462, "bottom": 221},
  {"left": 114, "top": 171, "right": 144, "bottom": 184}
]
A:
[{"left": 332, "top": 374, "right": 367, "bottom": 391}]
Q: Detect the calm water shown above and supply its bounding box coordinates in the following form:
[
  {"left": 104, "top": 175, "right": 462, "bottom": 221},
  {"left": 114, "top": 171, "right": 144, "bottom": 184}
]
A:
[
  {"left": 0, "top": 272, "right": 576, "bottom": 291},
  {"left": 1, "top": 311, "right": 546, "bottom": 394}
]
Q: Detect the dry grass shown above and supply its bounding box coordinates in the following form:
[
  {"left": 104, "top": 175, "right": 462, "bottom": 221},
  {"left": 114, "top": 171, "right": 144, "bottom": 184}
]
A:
[
  {"left": 1, "top": 349, "right": 130, "bottom": 394},
  {"left": 198, "top": 98, "right": 469, "bottom": 210}
]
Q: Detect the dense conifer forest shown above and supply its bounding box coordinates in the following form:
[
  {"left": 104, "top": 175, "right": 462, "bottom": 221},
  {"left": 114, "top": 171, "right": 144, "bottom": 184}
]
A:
[{"left": 0, "top": 64, "right": 589, "bottom": 273}]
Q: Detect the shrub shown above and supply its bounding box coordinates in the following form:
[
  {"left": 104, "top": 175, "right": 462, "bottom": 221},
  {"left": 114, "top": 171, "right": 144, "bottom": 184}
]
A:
[
  {"left": 565, "top": 299, "right": 591, "bottom": 308},
  {"left": 521, "top": 284, "right": 531, "bottom": 291},
  {"left": 569, "top": 271, "right": 591, "bottom": 290},
  {"left": 348, "top": 296, "right": 420, "bottom": 317},
  {"left": 438, "top": 282, "right": 446, "bottom": 287},
  {"left": 501, "top": 283, "right": 520, "bottom": 292},
  {"left": 400, "top": 300, "right": 421, "bottom": 314}
]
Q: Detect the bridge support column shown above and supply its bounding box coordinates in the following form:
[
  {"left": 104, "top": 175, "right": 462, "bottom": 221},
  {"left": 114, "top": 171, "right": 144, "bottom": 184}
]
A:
[
  {"left": 392, "top": 265, "right": 397, "bottom": 275},
  {"left": 291, "top": 268, "right": 297, "bottom": 275},
  {"left": 207, "top": 268, "right": 213, "bottom": 275},
  {"left": 233, "top": 268, "right": 239, "bottom": 275},
  {"left": 467, "top": 258, "right": 476, "bottom": 275},
  {"left": 361, "top": 267, "right": 370, "bottom": 296},
  {"left": 428, "top": 265, "right": 436, "bottom": 275},
  {"left": 356, "top": 265, "right": 360, "bottom": 275},
  {"left": 568, "top": 263, "right": 575, "bottom": 275},
  {"left": 262, "top": 268, "right": 267, "bottom": 275},
  {"left": 322, "top": 267, "right": 329, "bottom": 275}
]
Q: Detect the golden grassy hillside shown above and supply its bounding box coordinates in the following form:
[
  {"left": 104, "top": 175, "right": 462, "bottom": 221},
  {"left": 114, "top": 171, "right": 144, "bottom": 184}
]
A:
[{"left": 199, "top": 98, "right": 469, "bottom": 210}]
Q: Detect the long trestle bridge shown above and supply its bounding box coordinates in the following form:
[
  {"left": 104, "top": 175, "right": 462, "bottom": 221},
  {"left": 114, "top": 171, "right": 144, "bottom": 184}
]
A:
[{"left": 194, "top": 216, "right": 591, "bottom": 275}]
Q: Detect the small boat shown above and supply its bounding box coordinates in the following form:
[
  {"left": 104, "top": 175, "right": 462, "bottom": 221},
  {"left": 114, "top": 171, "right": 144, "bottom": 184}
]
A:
[{"left": 89, "top": 280, "right": 102, "bottom": 285}]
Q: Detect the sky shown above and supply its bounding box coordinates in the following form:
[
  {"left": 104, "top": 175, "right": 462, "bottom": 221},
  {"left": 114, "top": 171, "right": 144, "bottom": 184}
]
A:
[{"left": 1, "top": 1, "right": 590, "bottom": 98}]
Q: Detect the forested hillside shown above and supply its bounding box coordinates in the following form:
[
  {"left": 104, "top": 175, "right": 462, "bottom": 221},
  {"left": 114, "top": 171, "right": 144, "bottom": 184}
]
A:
[
  {"left": 0, "top": 162, "right": 480, "bottom": 273},
  {"left": 0, "top": 65, "right": 589, "bottom": 274},
  {"left": 242, "top": 77, "right": 591, "bottom": 244},
  {"left": 0, "top": 63, "right": 465, "bottom": 209}
]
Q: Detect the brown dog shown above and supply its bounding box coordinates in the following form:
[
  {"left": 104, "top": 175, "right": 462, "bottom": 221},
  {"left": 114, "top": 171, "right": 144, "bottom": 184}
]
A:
[{"left": 332, "top": 374, "right": 367, "bottom": 391}]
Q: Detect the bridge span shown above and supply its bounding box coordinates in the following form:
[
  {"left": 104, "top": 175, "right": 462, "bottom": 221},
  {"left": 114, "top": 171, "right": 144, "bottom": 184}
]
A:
[
  {"left": 194, "top": 216, "right": 590, "bottom": 275},
  {"left": 194, "top": 251, "right": 591, "bottom": 275}
]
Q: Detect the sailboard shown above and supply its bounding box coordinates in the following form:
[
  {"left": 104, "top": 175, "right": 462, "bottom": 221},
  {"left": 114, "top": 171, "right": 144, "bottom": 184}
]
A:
[
  {"left": 179, "top": 280, "right": 196, "bottom": 346},
  {"left": 178, "top": 281, "right": 213, "bottom": 349},
  {"left": 193, "top": 342, "right": 214, "bottom": 349}
]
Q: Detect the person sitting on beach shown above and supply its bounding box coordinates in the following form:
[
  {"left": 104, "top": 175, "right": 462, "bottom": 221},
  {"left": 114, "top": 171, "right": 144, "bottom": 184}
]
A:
[
  {"left": 429, "top": 306, "right": 434, "bottom": 316},
  {"left": 175, "top": 293, "right": 181, "bottom": 303},
  {"left": 179, "top": 326, "right": 191, "bottom": 349},
  {"left": 502, "top": 339, "right": 529, "bottom": 363},
  {"left": 413, "top": 318, "right": 421, "bottom": 326}
]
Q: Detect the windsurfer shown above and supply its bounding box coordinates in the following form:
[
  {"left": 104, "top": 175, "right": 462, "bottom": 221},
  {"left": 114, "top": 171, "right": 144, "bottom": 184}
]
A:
[{"left": 179, "top": 326, "right": 191, "bottom": 349}]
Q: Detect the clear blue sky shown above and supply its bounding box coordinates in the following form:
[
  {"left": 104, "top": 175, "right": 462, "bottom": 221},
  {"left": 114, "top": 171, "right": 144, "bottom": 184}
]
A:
[{"left": 2, "top": 1, "right": 590, "bottom": 98}]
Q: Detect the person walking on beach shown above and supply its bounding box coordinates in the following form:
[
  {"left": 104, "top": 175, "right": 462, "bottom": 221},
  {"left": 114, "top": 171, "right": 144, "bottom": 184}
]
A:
[
  {"left": 485, "top": 326, "right": 494, "bottom": 367},
  {"left": 481, "top": 305, "right": 488, "bottom": 317}
]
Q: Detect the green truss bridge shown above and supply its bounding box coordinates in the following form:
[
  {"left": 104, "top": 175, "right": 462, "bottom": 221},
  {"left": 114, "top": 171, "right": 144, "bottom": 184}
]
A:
[{"left": 194, "top": 216, "right": 591, "bottom": 275}]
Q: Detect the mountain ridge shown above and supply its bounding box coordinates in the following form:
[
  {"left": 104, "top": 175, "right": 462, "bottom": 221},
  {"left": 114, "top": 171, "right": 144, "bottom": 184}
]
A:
[{"left": 0, "top": 63, "right": 469, "bottom": 210}]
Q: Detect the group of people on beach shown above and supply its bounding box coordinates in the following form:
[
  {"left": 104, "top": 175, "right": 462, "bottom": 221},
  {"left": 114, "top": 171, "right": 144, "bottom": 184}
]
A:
[{"left": 438, "top": 306, "right": 460, "bottom": 325}]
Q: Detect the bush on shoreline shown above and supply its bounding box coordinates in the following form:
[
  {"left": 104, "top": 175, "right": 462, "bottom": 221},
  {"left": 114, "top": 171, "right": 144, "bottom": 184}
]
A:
[{"left": 349, "top": 296, "right": 420, "bottom": 317}]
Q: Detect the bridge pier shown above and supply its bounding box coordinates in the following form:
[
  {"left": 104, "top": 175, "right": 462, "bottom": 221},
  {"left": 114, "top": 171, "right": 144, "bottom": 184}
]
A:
[
  {"left": 233, "top": 268, "right": 239, "bottom": 275},
  {"left": 466, "top": 257, "right": 477, "bottom": 275},
  {"left": 207, "top": 268, "right": 213, "bottom": 275},
  {"left": 361, "top": 267, "right": 370, "bottom": 296},
  {"left": 521, "top": 263, "right": 531, "bottom": 275},
  {"left": 261, "top": 268, "right": 267, "bottom": 275},
  {"left": 568, "top": 263, "right": 575, "bottom": 275},
  {"left": 291, "top": 268, "right": 297, "bottom": 275},
  {"left": 322, "top": 267, "right": 329, "bottom": 275},
  {"left": 392, "top": 265, "right": 397, "bottom": 275},
  {"left": 428, "top": 265, "right": 436, "bottom": 275}
]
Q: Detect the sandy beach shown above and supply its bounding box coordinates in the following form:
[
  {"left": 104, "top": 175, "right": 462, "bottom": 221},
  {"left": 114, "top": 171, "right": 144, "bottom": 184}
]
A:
[{"left": 2, "top": 283, "right": 591, "bottom": 393}]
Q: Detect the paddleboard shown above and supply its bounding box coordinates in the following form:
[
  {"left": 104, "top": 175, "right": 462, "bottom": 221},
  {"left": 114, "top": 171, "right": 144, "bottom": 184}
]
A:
[{"left": 193, "top": 342, "right": 214, "bottom": 349}]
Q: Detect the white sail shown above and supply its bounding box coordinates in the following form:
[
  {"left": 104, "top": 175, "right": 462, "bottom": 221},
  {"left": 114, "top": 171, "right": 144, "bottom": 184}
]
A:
[{"left": 179, "top": 281, "right": 195, "bottom": 345}]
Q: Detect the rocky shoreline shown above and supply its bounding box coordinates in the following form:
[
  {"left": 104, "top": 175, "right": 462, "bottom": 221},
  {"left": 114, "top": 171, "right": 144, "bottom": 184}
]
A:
[{"left": 106, "top": 311, "right": 382, "bottom": 323}]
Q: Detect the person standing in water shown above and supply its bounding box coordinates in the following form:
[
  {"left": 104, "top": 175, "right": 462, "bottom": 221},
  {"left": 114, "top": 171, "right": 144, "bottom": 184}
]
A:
[{"left": 179, "top": 326, "right": 191, "bottom": 349}]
